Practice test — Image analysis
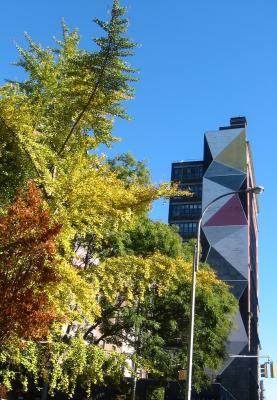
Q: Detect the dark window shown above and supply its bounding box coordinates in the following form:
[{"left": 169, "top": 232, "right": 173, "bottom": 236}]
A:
[
  {"left": 190, "top": 166, "right": 203, "bottom": 178},
  {"left": 172, "top": 165, "right": 203, "bottom": 181},
  {"left": 171, "top": 203, "right": 201, "bottom": 218},
  {"left": 174, "top": 222, "right": 197, "bottom": 237},
  {"left": 173, "top": 167, "right": 183, "bottom": 180},
  {"left": 176, "top": 184, "right": 202, "bottom": 199}
]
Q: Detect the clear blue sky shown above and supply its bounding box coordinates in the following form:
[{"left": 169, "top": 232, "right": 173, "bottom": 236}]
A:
[{"left": 1, "top": 0, "right": 276, "bottom": 398}]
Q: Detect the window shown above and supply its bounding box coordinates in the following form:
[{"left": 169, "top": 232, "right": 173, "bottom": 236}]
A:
[
  {"left": 172, "top": 184, "right": 202, "bottom": 201},
  {"left": 171, "top": 203, "right": 201, "bottom": 218},
  {"left": 174, "top": 222, "right": 197, "bottom": 237},
  {"left": 181, "top": 184, "right": 202, "bottom": 198},
  {"left": 172, "top": 165, "right": 203, "bottom": 181},
  {"left": 173, "top": 167, "right": 183, "bottom": 180}
]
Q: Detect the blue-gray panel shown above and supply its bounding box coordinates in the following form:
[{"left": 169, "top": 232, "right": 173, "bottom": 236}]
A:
[
  {"left": 213, "top": 226, "right": 248, "bottom": 279},
  {"left": 202, "top": 178, "right": 233, "bottom": 224},
  {"left": 208, "top": 174, "right": 246, "bottom": 191},
  {"left": 206, "top": 247, "right": 246, "bottom": 281},
  {"left": 218, "top": 312, "right": 248, "bottom": 375},
  {"left": 204, "top": 128, "right": 245, "bottom": 159},
  {"left": 228, "top": 341, "right": 248, "bottom": 355},
  {"left": 204, "top": 160, "right": 246, "bottom": 178},
  {"left": 202, "top": 226, "right": 244, "bottom": 246},
  {"left": 227, "top": 280, "right": 248, "bottom": 300},
  {"left": 219, "top": 344, "right": 249, "bottom": 375},
  {"left": 229, "top": 311, "right": 248, "bottom": 343}
]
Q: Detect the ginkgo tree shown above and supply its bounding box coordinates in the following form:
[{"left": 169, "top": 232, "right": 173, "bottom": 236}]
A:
[{"left": 0, "top": 0, "right": 237, "bottom": 398}]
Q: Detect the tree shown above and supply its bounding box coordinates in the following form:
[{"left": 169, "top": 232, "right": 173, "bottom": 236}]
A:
[
  {"left": 0, "top": 181, "right": 99, "bottom": 344},
  {"left": 102, "top": 216, "right": 184, "bottom": 258},
  {"left": 0, "top": 0, "right": 236, "bottom": 398},
  {"left": 0, "top": 0, "right": 186, "bottom": 395},
  {"left": 83, "top": 223, "right": 237, "bottom": 393},
  {"left": 0, "top": 0, "right": 138, "bottom": 206},
  {"left": 107, "top": 152, "right": 151, "bottom": 186},
  {"left": 0, "top": 182, "right": 61, "bottom": 343}
]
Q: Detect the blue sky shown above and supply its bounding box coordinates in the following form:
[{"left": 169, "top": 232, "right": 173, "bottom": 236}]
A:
[{"left": 1, "top": 0, "right": 277, "bottom": 398}]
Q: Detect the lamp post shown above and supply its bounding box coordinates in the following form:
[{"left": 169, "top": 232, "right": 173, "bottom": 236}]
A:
[{"left": 185, "top": 185, "right": 264, "bottom": 400}]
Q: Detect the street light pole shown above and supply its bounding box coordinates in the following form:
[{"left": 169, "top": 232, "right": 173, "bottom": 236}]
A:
[{"left": 185, "top": 186, "right": 264, "bottom": 400}]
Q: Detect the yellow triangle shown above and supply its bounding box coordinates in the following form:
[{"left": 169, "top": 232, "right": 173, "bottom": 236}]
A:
[{"left": 215, "top": 130, "right": 246, "bottom": 173}]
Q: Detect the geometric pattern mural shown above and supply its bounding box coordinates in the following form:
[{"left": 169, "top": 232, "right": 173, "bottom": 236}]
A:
[
  {"left": 169, "top": 117, "right": 260, "bottom": 398},
  {"left": 202, "top": 128, "right": 249, "bottom": 372},
  {"left": 204, "top": 195, "right": 248, "bottom": 226}
]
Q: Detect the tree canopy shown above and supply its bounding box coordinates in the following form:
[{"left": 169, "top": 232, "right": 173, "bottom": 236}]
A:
[{"left": 0, "top": 1, "right": 237, "bottom": 398}]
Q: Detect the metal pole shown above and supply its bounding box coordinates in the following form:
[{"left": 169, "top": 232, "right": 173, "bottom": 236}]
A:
[
  {"left": 41, "top": 382, "right": 48, "bottom": 400},
  {"left": 185, "top": 193, "right": 232, "bottom": 400},
  {"left": 229, "top": 355, "right": 271, "bottom": 359},
  {"left": 185, "top": 243, "right": 198, "bottom": 400},
  {"left": 131, "top": 368, "right": 137, "bottom": 400},
  {"left": 184, "top": 186, "right": 263, "bottom": 400},
  {"left": 185, "top": 217, "right": 201, "bottom": 400}
]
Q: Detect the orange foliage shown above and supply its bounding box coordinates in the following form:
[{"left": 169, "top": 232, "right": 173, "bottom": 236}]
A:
[
  {"left": 0, "top": 182, "right": 62, "bottom": 343},
  {"left": 0, "top": 384, "right": 7, "bottom": 398}
]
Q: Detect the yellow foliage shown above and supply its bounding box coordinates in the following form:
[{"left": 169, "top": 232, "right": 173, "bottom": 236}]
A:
[
  {"left": 92, "top": 253, "right": 227, "bottom": 304},
  {"left": 47, "top": 257, "right": 100, "bottom": 323},
  {"left": 46, "top": 153, "right": 189, "bottom": 256}
]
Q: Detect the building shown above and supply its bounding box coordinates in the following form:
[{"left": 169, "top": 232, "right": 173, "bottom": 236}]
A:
[
  {"left": 169, "top": 117, "right": 260, "bottom": 400},
  {"left": 168, "top": 161, "right": 203, "bottom": 240}
]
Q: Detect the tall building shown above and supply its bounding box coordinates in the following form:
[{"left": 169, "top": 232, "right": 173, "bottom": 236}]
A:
[
  {"left": 169, "top": 117, "right": 260, "bottom": 400},
  {"left": 168, "top": 161, "right": 203, "bottom": 240}
]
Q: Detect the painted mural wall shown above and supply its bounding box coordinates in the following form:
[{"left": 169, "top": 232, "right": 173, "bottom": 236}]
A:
[{"left": 202, "top": 127, "right": 249, "bottom": 366}]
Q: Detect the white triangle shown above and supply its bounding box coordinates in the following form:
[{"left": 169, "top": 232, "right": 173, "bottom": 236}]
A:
[
  {"left": 205, "top": 128, "right": 244, "bottom": 159},
  {"left": 202, "top": 225, "right": 242, "bottom": 246},
  {"left": 213, "top": 226, "right": 248, "bottom": 278},
  {"left": 202, "top": 178, "right": 235, "bottom": 225}
]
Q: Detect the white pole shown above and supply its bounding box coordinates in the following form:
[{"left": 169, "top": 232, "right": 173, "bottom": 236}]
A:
[{"left": 184, "top": 186, "right": 263, "bottom": 400}]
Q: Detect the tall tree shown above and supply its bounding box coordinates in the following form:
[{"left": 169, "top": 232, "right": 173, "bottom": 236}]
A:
[
  {"left": 0, "top": 0, "right": 138, "bottom": 204},
  {"left": 0, "top": 1, "right": 236, "bottom": 398}
]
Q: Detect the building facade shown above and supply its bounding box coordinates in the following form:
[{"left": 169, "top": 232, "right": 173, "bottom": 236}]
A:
[
  {"left": 169, "top": 117, "right": 260, "bottom": 400},
  {"left": 168, "top": 161, "right": 203, "bottom": 240}
]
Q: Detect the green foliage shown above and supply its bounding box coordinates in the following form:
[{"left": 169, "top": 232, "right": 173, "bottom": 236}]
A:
[
  {"left": 0, "top": 0, "right": 138, "bottom": 208},
  {"left": 0, "top": 338, "right": 127, "bottom": 398},
  {"left": 147, "top": 386, "right": 165, "bottom": 400},
  {"left": 85, "top": 250, "right": 237, "bottom": 392},
  {"left": 107, "top": 152, "right": 151, "bottom": 186},
  {"left": 0, "top": 0, "right": 237, "bottom": 398},
  {"left": 104, "top": 217, "right": 184, "bottom": 258}
]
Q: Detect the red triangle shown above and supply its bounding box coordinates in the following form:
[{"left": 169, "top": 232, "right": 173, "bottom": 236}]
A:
[{"left": 204, "top": 195, "right": 247, "bottom": 227}]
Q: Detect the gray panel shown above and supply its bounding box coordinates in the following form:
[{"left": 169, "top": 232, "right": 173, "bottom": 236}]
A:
[
  {"left": 218, "top": 344, "right": 249, "bottom": 375},
  {"left": 228, "top": 341, "right": 248, "bottom": 355},
  {"left": 213, "top": 226, "right": 248, "bottom": 279},
  {"left": 202, "top": 226, "right": 243, "bottom": 246},
  {"left": 229, "top": 311, "right": 248, "bottom": 343},
  {"left": 208, "top": 174, "right": 246, "bottom": 191},
  {"left": 206, "top": 247, "right": 246, "bottom": 281},
  {"left": 227, "top": 280, "right": 248, "bottom": 300},
  {"left": 204, "top": 128, "right": 244, "bottom": 159},
  {"left": 217, "top": 312, "right": 248, "bottom": 375},
  {"left": 202, "top": 178, "right": 233, "bottom": 224},
  {"left": 204, "top": 160, "right": 246, "bottom": 178}
]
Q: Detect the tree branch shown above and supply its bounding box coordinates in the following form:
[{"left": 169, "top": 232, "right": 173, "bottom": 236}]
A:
[
  {"left": 57, "top": 21, "right": 115, "bottom": 158},
  {"left": 83, "top": 296, "right": 125, "bottom": 340}
]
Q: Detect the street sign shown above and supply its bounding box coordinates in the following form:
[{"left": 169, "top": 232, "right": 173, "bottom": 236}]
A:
[{"left": 178, "top": 369, "right": 187, "bottom": 381}]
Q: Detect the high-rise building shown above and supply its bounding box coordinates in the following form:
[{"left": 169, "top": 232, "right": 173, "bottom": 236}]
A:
[
  {"left": 169, "top": 117, "right": 260, "bottom": 400},
  {"left": 168, "top": 161, "right": 203, "bottom": 240}
]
